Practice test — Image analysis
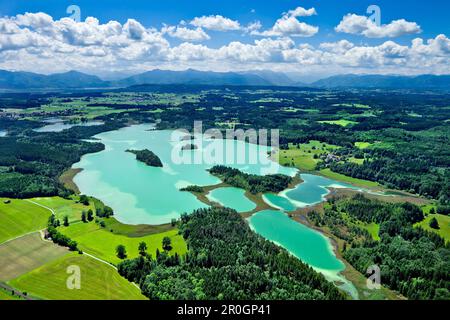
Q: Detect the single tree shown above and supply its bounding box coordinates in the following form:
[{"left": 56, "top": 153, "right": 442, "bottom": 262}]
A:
[
  {"left": 63, "top": 215, "right": 69, "bottom": 227},
  {"left": 68, "top": 240, "right": 78, "bottom": 251},
  {"left": 429, "top": 207, "right": 436, "bottom": 215},
  {"left": 138, "top": 241, "right": 148, "bottom": 256},
  {"left": 116, "top": 244, "right": 127, "bottom": 259},
  {"left": 87, "top": 209, "right": 94, "bottom": 222},
  {"left": 162, "top": 237, "right": 172, "bottom": 251},
  {"left": 429, "top": 217, "right": 440, "bottom": 230},
  {"left": 81, "top": 211, "right": 87, "bottom": 223},
  {"left": 79, "top": 195, "right": 90, "bottom": 206}
]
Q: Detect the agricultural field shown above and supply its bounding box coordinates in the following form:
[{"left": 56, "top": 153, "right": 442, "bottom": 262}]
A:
[
  {"left": 60, "top": 221, "right": 187, "bottom": 265},
  {"left": 9, "top": 253, "right": 146, "bottom": 300},
  {"left": 0, "top": 233, "right": 68, "bottom": 281},
  {"left": 0, "top": 198, "right": 52, "bottom": 244}
]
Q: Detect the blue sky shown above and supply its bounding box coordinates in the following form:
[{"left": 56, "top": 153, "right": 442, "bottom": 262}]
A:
[{"left": 0, "top": 0, "right": 449, "bottom": 78}]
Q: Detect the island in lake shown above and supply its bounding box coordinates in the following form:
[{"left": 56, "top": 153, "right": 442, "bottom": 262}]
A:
[{"left": 126, "top": 149, "right": 163, "bottom": 167}]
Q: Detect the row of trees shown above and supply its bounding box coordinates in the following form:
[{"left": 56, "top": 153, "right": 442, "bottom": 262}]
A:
[{"left": 116, "top": 237, "right": 172, "bottom": 260}]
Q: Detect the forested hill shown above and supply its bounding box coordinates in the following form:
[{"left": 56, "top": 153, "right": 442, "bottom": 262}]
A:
[{"left": 118, "top": 207, "right": 345, "bottom": 300}]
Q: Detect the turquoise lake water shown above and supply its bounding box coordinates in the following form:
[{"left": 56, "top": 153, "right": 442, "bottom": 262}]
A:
[
  {"left": 73, "top": 124, "right": 359, "bottom": 298},
  {"left": 34, "top": 120, "right": 104, "bottom": 133},
  {"left": 73, "top": 124, "right": 295, "bottom": 225},
  {"left": 207, "top": 187, "right": 256, "bottom": 213},
  {"left": 283, "top": 174, "right": 359, "bottom": 207},
  {"left": 249, "top": 210, "right": 358, "bottom": 299},
  {"left": 263, "top": 193, "right": 297, "bottom": 211}
]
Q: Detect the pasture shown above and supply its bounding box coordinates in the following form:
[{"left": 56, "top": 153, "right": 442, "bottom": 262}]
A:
[
  {"left": 277, "top": 141, "right": 339, "bottom": 171},
  {"left": 9, "top": 253, "right": 146, "bottom": 300},
  {"left": 0, "top": 198, "right": 51, "bottom": 244},
  {"left": 61, "top": 222, "right": 187, "bottom": 265}
]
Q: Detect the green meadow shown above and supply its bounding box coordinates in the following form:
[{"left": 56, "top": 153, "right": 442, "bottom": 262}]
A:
[
  {"left": 354, "top": 142, "right": 373, "bottom": 149},
  {"left": 415, "top": 214, "right": 450, "bottom": 243},
  {"left": 0, "top": 287, "right": 23, "bottom": 300},
  {"left": 278, "top": 141, "right": 339, "bottom": 171},
  {"left": 318, "top": 119, "right": 358, "bottom": 127},
  {"left": 0, "top": 199, "right": 51, "bottom": 244},
  {"left": 30, "top": 196, "right": 95, "bottom": 223},
  {"left": 10, "top": 253, "right": 146, "bottom": 300},
  {"left": 61, "top": 222, "right": 187, "bottom": 265},
  {"left": 320, "top": 169, "right": 379, "bottom": 188}
]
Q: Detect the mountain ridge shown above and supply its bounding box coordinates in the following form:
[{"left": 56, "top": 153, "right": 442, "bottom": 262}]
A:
[{"left": 0, "top": 69, "right": 449, "bottom": 90}]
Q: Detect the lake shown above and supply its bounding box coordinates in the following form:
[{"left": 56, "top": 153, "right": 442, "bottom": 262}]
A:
[
  {"left": 207, "top": 187, "right": 256, "bottom": 213},
  {"left": 34, "top": 120, "right": 104, "bottom": 133},
  {"left": 73, "top": 124, "right": 359, "bottom": 297},
  {"left": 73, "top": 124, "right": 294, "bottom": 225},
  {"left": 0, "top": 130, "right": 6, "bottom": 137},
  {"left": 249, "top": 210, "right": 358, "bottom": 299}
]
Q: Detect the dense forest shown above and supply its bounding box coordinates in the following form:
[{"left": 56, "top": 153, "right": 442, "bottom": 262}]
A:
[
  {"left": 208, "top": 165, "right": 292, "bottom": 194},
  {"left": 310, "top": 194, "right": 450, "bottom": 300},
  {"left": 118, "top": 207, "right": 344, "bottom": 300},
  {"left": 126, "top": 149, "right": 163, "bottom": 167},
  {"left": 0, "top": 116, "right": 127, "bottom": 198}
]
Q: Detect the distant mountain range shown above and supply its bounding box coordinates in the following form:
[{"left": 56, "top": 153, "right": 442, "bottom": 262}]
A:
[
  {"left": 0, "top": 70, "right": 108, "bottom": 90},
  {"left": 0, "top": 69, "right": 449, "bottom": 90},
  {"left": 312, "top": 74, "right": 450, "bottom": 89}
]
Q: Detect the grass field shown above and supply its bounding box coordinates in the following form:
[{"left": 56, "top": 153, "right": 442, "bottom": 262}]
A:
[
  {"left": 60, "top": 222, "right": 187, "bottom": 265},
  {"left": 358, "top": 222, "right": 380, "bottom": 241},
  {"left": 0, "top": 198, "right": 52, "bottom": 244},
  {"left": 277, "top": 141, "right": 339, "bottom": 171},
  {"left": 354, "top": 142, "right": 373, "bottom": 149},
  {"left": 415, "top": 214, "right": 450, "bottom": 243},
  {"left": 9, "top": 253, "right": 146, "bottom": 300},
  {"left": 348, "top": 157, "right": 365, "bottom": 165},
  {"left": 30, "top": 196, "right": 95, "bottom": 224},
  {"left": 320, "top": 169, "right": 379, "bottom": 188},
  {"left": 0, "top": 233, "right": 68, "bottom": 281},
  {"left": 0, "top": 286, "right": 23, "bottom": 300},
  {"left": 318, "top": 119, "right": 358, "bottom": 127}
]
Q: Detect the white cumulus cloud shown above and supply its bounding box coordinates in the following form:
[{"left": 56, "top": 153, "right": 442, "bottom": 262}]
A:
[
  {"left": 190, "top": 15, "right": 240, "bottom": 31},
  {"left": 336, "top": 14, "right": 421, "bottom": 38},
  {"left": 254, "top": 7, "right": 318, "bottom": 38},
  {"left": 162, "top": 25, "right": 210, "bottom": 42}
]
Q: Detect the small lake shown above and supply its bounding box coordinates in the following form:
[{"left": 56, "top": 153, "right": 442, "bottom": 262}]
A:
[
  {"left": 207, "top": 187, "right": 256, "bottom": 213},
  {"left": 283, "top": 174, "right": 360, "bottom": 207},
  {"left": 0, "top": 130, "right": 7, "bottom": 137},
  {"left": 34, "top": 120, "right": 104, "bottom": 133},
  {"left": 249, "top": 210, "right": 358, "bottom": 299}
]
